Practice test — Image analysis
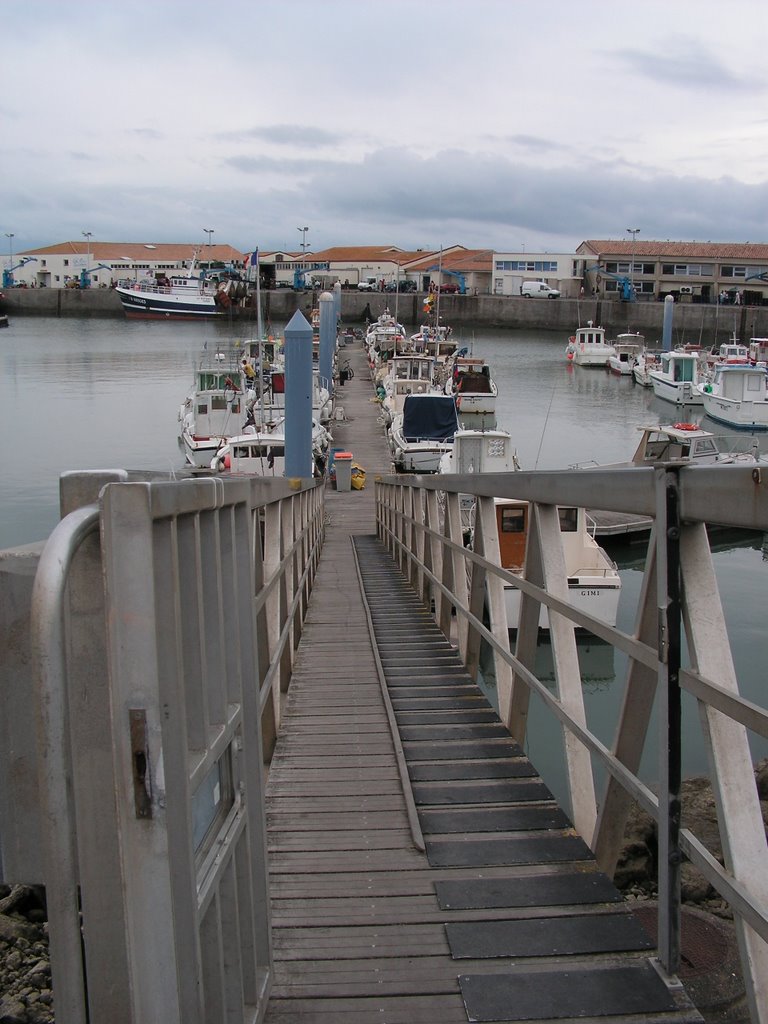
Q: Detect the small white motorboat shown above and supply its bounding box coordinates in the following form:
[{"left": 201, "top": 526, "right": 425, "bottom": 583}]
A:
[
  {"left": 445, "top": 354, "right": 498, "bottom": 414},
  {"left": 699, "top": 364, "right": 768, "bottom": 431},
  {"left": 648, "top": 349, "right": 705, "bottom": 405},
  {"left": 607, "top": 332, "right": 645, "bottom": 376},
  {"left": 566, "top": 322, "right": 615, "bottom": 367},
  {"left": 388, "top": 393, "right": 459, "bottom": 473}
]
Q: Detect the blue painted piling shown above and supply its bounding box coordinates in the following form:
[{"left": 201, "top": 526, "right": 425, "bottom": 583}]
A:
[
  {"left": 319, "top": 292, "right": 335, "bottom": 400},
  {"left": 284, "top": 309, "right": 314, "bottom": 479},
  {"left": 662, "top": 294, "right": 675, "bottom": 350}
]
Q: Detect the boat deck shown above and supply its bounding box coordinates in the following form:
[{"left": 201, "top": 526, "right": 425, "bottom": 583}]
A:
[{"left": 262, "top": 337, "right": 699, "bottom": 1023}]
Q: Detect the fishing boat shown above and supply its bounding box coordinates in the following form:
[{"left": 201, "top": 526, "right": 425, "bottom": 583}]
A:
[
  {"left": 388, "top": 393, "right": 460, "bottom": 473},
  {"left": 631, "top": 349, "right": 662, "bottom": 387},
  {"left": 365, "top": 309, "right": 407, "bottom": 372},
  {"left": 648, "top": 349, "right": 705, "bottom": 405},
  {"left": 495, "top": 499, "right": 621, "bottom": 632},
  {"left": 445, "top": 353, "right": 498, "bottom": 413},
  {"left": 606, "top": 332, "right": 645, "bottom": 376},
  {"left": 628, "top": 423, "right": 762, "bottom": 464},
  {"left": 178, "top": 357, "right": 255, "bottom": 467},
  {"left": 748, "top": 337, "right": 768, "bottom": 365},
  {"left": 115, "top": 253, "right": 245, "bottom": 320},
  {"left": 210, "top": 416, "right": 331, "bottom": 477},
  {"left": 566, "top": 322, "right": 615, "bottom": 367},
  {"left": 699, "top": 364, "right": 768, "bottom": 431},
  {"left": 706, "top": 337, "right": 750, "bottom": 368},
  {"left": 376, "top": 353, "right": 438, "bottom": 427}
]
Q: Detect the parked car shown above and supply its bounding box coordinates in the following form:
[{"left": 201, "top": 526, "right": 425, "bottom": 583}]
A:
[
  {"left": 358, "top": 277, "right": 379, "bottom": 291},
  {"left": 385, "top": 280, "right": 418, "bottom": 293},
  {"left": 439, "top": 283, "right": 460, "bottom": 294}
]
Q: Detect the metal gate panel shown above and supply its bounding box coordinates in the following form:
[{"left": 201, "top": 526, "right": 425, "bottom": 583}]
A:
[{"left": 101, "top": 478, "right": 271, "bottom": 1023}]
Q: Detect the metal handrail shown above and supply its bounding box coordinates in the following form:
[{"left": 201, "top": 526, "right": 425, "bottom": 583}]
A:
[{"left": 376, "top": 464, "right": 768, "bottom": 1022}]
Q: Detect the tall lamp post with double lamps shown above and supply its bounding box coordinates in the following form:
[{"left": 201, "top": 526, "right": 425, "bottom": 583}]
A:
[
  {"left": 626, "top": 227, "right": 640, "bottom": 299},
  {"left": 82, "top": 231, "right": 92, "bottom": 287},
  {"left": 297, "top": 226, "right": 309, "bottom": 254},
  {"left": 203, "top": 228, "right": 214, "bottom": 271}
]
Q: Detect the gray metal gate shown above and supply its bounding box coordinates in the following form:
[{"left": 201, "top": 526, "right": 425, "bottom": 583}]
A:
[{"left": 1, "top": 469, "right": 324, "bottom": 1023}]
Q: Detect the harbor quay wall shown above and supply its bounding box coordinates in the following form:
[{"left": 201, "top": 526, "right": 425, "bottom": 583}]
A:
[{"left": 4, "top": 287, "right": 768, "bottom": 342}]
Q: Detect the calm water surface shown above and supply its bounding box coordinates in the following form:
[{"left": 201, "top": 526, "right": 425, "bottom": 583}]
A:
[{"left": 2, "top": 316, "right": 766, "bottom": 799}]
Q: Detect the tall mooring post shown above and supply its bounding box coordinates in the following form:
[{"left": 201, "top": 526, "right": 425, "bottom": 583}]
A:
[
  {"left": 319, "top": 291, "right": 335, "bottom": 400},
  {"left": 284, "top": 309, "right": 313, "bottom": 479},
  {"left": 662, "top": 294, "right": 675, "bottom": 350},
  {"left": 333, "top": 281, "right": 342, "bottom": 327}
]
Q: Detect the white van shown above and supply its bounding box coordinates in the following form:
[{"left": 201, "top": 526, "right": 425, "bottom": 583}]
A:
[{"left": 520, "top": 280, "right": 560, "bottom": 299}]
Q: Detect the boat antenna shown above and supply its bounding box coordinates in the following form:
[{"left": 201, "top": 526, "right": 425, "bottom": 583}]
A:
[{"left": 534, "top": 384, "right": 558, "bottom": 469}]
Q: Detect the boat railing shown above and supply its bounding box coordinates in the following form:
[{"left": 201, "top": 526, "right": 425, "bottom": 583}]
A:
[{"left": 376, "top": 464, "right": 768, "bottom": 1018}]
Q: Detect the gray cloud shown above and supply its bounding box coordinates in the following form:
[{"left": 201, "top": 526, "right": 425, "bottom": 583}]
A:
[
  {"left": 218, "top": 124, "right": 347, "bottom": 148},
  {"left": 614, "top": 44, "right": 757, "bottom": 92}
]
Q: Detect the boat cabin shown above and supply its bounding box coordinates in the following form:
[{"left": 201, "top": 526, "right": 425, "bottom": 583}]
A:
[
  {"left": 705, "top": 364, "right": 768, "bottom": 402},
  {"left": 496, "top": 501, "right": 598, "bottom": 574},
  {"left": 631, "top": 425, "right": 719, "bottom": 463},
  {"left": 714, "top": 341, "right": 749, "bottom": 364},
  {"left": 748, "top": 337, "right": 768, "bottom": 364},
  {"left": 213, "top": 434, "right": 286, "bottom": 475},
  {"left": 658, "top": 350, "right": 700, "bottom": 382},
  {"left": 450, "top": 429, "right": 518, "bottom": 475}
]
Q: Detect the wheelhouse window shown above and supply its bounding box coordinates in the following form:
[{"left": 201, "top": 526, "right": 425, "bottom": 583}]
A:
[
  {"left": 501, "top": 507, "right": 526, "bottom": 532},
  {"left": 558, "top": 507, "right": 578, "bottom": 532}
]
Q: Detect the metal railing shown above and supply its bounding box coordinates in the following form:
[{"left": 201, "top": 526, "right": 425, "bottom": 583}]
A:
[
  {"left": 2, "top": 469, "right": 324, "bottom": 1024},
  {"left": 376, "top": 463, "right": 768, "bottom": 1024}
]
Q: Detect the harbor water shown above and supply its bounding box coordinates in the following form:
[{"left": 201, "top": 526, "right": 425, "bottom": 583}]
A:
[{"left": 2, "top": 315, "right": 767, "bottom": 802}]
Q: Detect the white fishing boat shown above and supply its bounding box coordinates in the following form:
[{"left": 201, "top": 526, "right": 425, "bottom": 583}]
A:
[
  {"left": 748, "top": 337, "right": 768, "bottom": 365},
  {"left": 389, "top": 393, "right": 460, "bottom": 473},
  {"left": 376, "top": 353, "right": 438, "bottom": 427},
  {"left": 210, "top": 416, "right": 331, "bottom": 477},
  {"left": 495, "top": 498, "right": 621, "bottom": 632},
  {"left": 632, "top": 349, "right": 662, "bottom": 387},
  {"left": 365, "top": 309, "right": 407, "bottom": 371},
  {"left": 707, "top": 337, "right": 749, "bottom": 368},
  {"left": 607, "top": 332, "right": 645, "bottom": 376},
  {"left": 566, "top": 322, "right": 615, "bottom": 367},
  {"left": 116, "top": 253, "right": 244, "bottom": 320},
  {"left": 699, "top": 364, "right": 768, "bottom": 431},
  {"left": 437, "top": 427, "right": 520, "bottom": 538},
  {"left": 648, "top": 349, "right": 705, "bottom": 405},
  {"left": 445, "top": 354, "right": 498, "bottom": 413},
  {"left": 628, "top": 422, "right": 762, "bottom": 464},
  {"left": 251, "top": 363, "right": 333, "bottom": 426},
  {"left": 178, "top": 358, "right": 255, "bottom": 467}
]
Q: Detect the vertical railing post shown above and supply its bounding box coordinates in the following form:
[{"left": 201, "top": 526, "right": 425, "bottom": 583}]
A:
[{"left": 656, "top": 466, "right": 682, "bottom": 974}]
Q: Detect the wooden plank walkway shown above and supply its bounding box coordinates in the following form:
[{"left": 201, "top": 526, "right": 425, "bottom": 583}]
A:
[{"left": 262, "top": 334, "right": 701, "bottom": 1023}]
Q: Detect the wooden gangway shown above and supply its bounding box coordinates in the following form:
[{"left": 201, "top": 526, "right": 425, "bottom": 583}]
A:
[{"left": 262, "top": 338, "right": 700, "bottom": 1023}]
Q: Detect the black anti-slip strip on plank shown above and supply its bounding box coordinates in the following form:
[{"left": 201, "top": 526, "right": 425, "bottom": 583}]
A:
[
  {"left": 411, "top": 779, "right": 551, "bottom": 804},
  {"left": 435, "top": 872, "right": 623, "bottom": 910},
  {"left": 408, "top": 760, "right": 537, "bottom": 782},
  {"left": 425, "top": 834, "right": 592, "bottom": 868},
  {"left": 421, "top": 805, "right": 571, "bottom": 834},
  {"left": 399, "top": 723, "right": 512, "bottom": 741},
  {"left": 354, "top": 535, "right": 694, "bottom": 1021},
  {"left": 459, "top": 961, "right": 679, "bottom": 1020},
  {"left": 395, "top": 709, "right": 501, "bottom": 725},
  {"left": 446, "top": 911, "right": 655, "bottom": 959}
]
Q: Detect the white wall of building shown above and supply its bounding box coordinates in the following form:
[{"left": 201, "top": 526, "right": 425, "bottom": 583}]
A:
[{"left": 491, "top": 252, "right": 581, "bottom": 297}]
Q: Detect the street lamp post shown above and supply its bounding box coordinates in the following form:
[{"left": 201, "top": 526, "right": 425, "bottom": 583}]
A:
[
  {"left": 297, "top": 226, "right": 309, "bottom": 254},
  {"left": 626, "top": 228, "right": 640, "bottom": 299},
  {"left": 82, "top": 231, "right": 92, "bottom": 287},
  {"left": 203, "top": 228, "right": 214, "bottom": 270},
  {"left": 4, "top": 233, "right": 13, "bottom": 283}
]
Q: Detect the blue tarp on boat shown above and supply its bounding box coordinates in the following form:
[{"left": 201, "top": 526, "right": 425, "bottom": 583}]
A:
[{"left": 401, "top": 394, "right": 459, "bottom": 442}]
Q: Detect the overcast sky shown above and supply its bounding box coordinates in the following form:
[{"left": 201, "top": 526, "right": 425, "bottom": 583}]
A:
[{"left": 3, "top": 0, "right": 768, "bottom": 257}]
